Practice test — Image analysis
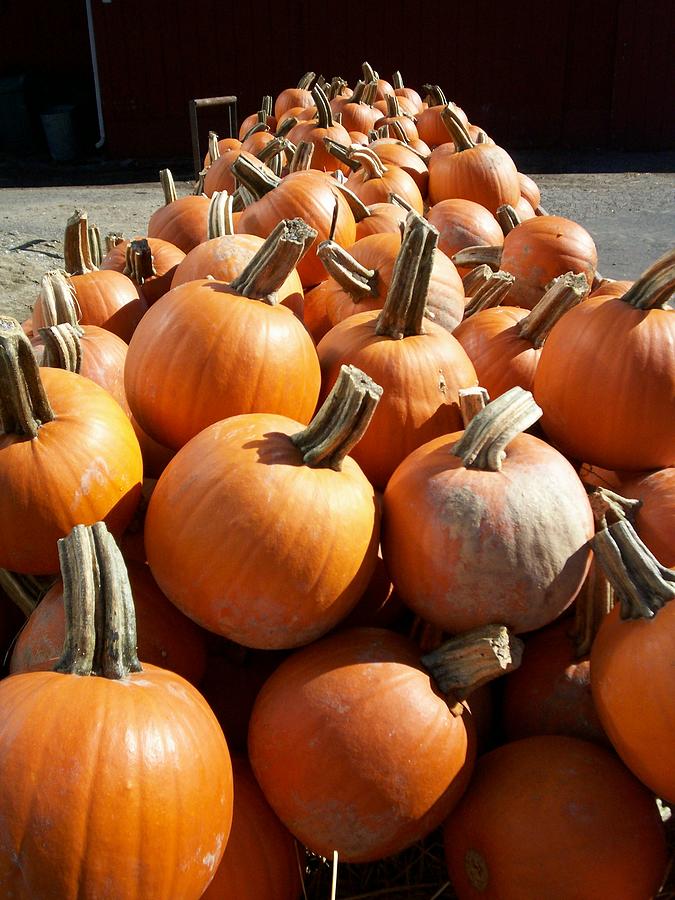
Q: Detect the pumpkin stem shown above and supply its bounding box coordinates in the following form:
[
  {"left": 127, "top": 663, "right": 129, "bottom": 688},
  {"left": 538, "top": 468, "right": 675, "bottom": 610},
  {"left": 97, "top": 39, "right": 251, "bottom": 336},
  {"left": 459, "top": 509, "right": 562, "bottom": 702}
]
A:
[
  {"left": 361, "top": 61, "right": 378, "bottom": 84},
  {"left": 592, "top": 519, "right": 675, "bottom": 620},
  {"left": 620, "top": 248, "right": 675, "bottom": 310},
  {"left": 422, "top": 624, "right": 523, "bottom": 711},
  {"left": 463, "top": 270, "right": 515, "bottom": 318},
  {"left": 88, "top": 224, "right": 103, "bottom": 267},
  {"left": 362, "top": 81, "right": 378, "bottom": 106},
  {"left": 451, "top": 386, "right": 542, "bottom": 472},
  {"left": 350, "top": 146, "right": 388, "bottom": 180},
  {"left": 452, "top": 244, "right": 503, "bottom": 271},
  {"left": 229, "top": 154, "right": 281, "bottom": 200},
  {"left": 375, "top": 212, "right": 438, "bottom": 338},
  {"left": 242, "top": 121, "right": 269, "bottom": 145},
  {"left": 54, "top": 522, "right": 142, "bottom": 679},
  {"left": 123, "top": 238, "right": 157, "bottom": 285},
  {"left": 440, "top": 106, "right": 474, "bottom": 152},
  {"left": 257, "top": 137, "right": 295, "bottom": 176},
  {"left": 317, "top": 240, "right": 379, "bottom": 298},
  {"left": 35, "top": 270, "right": 82, "bottom": 329},
  {"left": 290, "top": 364, "right": 382, "bottom": 471},
  {"left": 207, "top": 132, "right": 221, "bottom": 163},
  {"left": 459, "top": 386, "right": 490, "bottom": 427},
  {"left": 324, "top": 138, "right": 360, "bottom": 172},
  {"left": 496, "top": 204, "right": 521, "bottom": 236},
  {"left": 105, "top": 232, "right": 125, "bottom": 253},
  {"left": 229, "top": 218, "right": 317, "bottom": 304},
  {"left": 332, "top": 181, "right": 371, "bottom": 220},
  {"left": 38, "top": 323, "right": 83, "bottom": 372},
  {"left": 63, "top": 209, "right": 97, "bottom": 275},
  {"left": 275, "top": 115, "right": 298, "bottom": 139},
  {"left": 349, "top": 80, "right": 366, "bottom": 104},
  {"left": 261, "top": 95, "right": 273, "bottom": 117},
  {"left": 208, "top": 191, "right": 235, "bottom": 238},
  {"left": 517, "top": 272, "right": 590, "bottom": 347},
  {"left": 312, "top": 83, "right": 334, "bottom": 129},
  {"left": 194, "top": 169, "right": 207, "bottom": 196},
  {"left": 585, "top": 485, "right": 641, "bottom": 530},
  {"left": 385, "top": 94, "right": 402, "bottom": 118},
  {"left": 0, "top": 569, "right": 46, "bottom": 617},
  {"left": 572, "top": 559, "right": 614, "bottom": 657},
  {"left": 328, "top": 76, "right": 347, "bottom": 100},
  {"left": 462, "top": 264, "right": 496, "bottom": 296},
  {"left": 392, "top": 71, "right": 404, "bottom": 90},
  {"left": 423, "top": 84, "right": 447, "bottom": 107},
  {"left": 297, "top": 71, "right": 315, "bottom": 90},
  {"left": 159, "top": 168, "right": 177, "bottom": 205},
  {"left": 289, "top": 140, "right": 314, "bottom": 172},
  {"left": 0, "top": 317, "right": 55, "bottom": 438},
  {"left": 474, "top": 129, "right": 490, "bottom": 144}
]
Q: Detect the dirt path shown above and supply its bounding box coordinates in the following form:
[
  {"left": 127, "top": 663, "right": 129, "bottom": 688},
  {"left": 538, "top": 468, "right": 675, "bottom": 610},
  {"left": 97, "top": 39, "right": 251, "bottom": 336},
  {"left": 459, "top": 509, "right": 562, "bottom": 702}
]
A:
[{"left": 0, "top": 172, "right": 673, "bottom": 323}]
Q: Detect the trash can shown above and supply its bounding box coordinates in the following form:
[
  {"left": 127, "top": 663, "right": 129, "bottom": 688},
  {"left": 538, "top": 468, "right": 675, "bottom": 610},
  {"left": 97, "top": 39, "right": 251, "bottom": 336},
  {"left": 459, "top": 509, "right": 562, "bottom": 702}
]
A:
[
  {"left": 0, "top": 73, "right": 32, "bottom": 151},
  {"left": 41, "top": 104, "right": 77, "bottom": 162}
]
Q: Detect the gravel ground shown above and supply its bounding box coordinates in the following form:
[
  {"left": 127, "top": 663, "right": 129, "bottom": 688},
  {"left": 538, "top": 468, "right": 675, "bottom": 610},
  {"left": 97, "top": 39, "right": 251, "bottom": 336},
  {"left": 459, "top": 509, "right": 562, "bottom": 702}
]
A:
[{"left": 0, "top": 171, "right": 673, "bottom": 324}]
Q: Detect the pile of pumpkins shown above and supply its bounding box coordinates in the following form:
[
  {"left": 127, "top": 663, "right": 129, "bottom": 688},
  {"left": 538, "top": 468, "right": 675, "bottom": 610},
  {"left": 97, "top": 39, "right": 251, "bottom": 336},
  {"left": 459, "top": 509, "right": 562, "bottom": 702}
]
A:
[{"left": 0, "top": 63, "right": 673, "bottom": 899}]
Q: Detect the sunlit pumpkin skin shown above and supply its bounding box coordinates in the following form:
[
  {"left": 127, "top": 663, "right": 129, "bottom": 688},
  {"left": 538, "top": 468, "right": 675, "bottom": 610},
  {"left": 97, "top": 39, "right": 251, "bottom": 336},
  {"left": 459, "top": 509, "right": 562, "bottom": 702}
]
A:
[
  {"left": 0, "top": 664, "right": 233, "bottom": 899},
  {"left": 145, "top": 412, "right": 380, "bottom": 649},
  {"left": 354, "top": 201, "right": 408, "bottom": 241},
  {"left": 100, "top": 237, "right": 186, "bottom": 307},
  {"left": 203, "top": 757, "right": 302, "bottom": 900},
  {"left": 0, "top": 368, "right": 143, "bottom": 574},
  {"left": 591, "top": 601, "right": 675, "bottom": 803},
  {"left": 10, "top": 561, "right": 208, "bottom": 685},
  {"left": 501, "top": 617, "right": 606, "bottom": 744},
  {"left": 517, "top": 171, "right": 541, "bottom": 209},
  {"left": 147, "top": 193, "right": 210, "bottom": 254},
  {"left": 514, "top": 195, "right": 536, "bottom": 221},
  {"left": 274, "top": 83, "right": 315, "bottom": 120},
  {"left": 124, "top": 279, "right": 320, "bottom": 450},
  {"left": 416, "top": 102, "right": 469, "bottom": 148},
  {"left": 428, "top": 141, "right": 521, "bottom": 213},
  {"left": 533, "top": 290, "right": 675, "bottom": 471},
  {"left": 131, "top": 417, "right": 175, "bottom": 479},
  {"left": 427, "top": 199, "right": 503, "bottom": 276},
  {"left": 204, "top": 136, "right": 242, "bottom": 168},
  {"left": 317, "top": 310, "right": 478, "bottom": 488},
  {"left": 443, "top": 735, "right": 668, "bottom": 900},
  {"left": 204, "top": 148, "right": 258, "bottom": 197},
  {"left": 500, "top": 215, "right": 598, "bottom": 309},
  {"left": 382, "top": 430, "right": 594, "bottom": 634},
  {"left": 170, "top": 233, "right": 304, "bottom": 318},
  {"left": 589, "top": 278, "right": 633, "bottom": 299},
  {"left": 345, "top": 153, "right": 424, "bottom": 214},
  {"left": 236, "top": 171, "right": 356, "bottom": 286},
  {"left": 368, "top": 140, "right": 429, "bottom": 197},
  {"left": 248, "top": 627, "right": 476, "bottom": 862}
]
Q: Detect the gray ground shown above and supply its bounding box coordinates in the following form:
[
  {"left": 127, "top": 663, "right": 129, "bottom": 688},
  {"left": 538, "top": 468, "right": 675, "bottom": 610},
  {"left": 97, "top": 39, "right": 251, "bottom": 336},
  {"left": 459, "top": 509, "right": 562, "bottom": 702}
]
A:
[{"left": 0, "top": 171, "right": 673, "bottom": 324}]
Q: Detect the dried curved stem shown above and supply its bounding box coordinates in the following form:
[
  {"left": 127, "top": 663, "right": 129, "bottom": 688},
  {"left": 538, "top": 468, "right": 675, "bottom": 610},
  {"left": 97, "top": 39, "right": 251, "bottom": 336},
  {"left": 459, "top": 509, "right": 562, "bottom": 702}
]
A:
[
  {"left": 452, "top": 245, "right": 503, "bottom": 271},
  {"left": 63, "top": 210, "right": 97, "bottom": 275},
  {"left": 0, "top": 317, "right": 55, "bottom": 438},
  {"left": 39, "top": 323, "right": 82, "bottom": 372},
  {"left": 517, "top": 272, "right": 590, "bottom": 347},
  {"left": 159, "top": 169, "right": 177, "bottom": 205},
  {"left": 621, "top": 249, "right": 675, "bottom": 310},
  {"left": 324, "top": 138, "right": 360, "bottom": 172},
  {"left": 124, "top": 239, "right": 157, "bottom": 284},
  {"left": 459, "top": 386, "right": 490, "bottom": 427},
  {"left": 462, "top": 264, "right": 495, "bottom": 296},
  {"left": 451, "top": 386, "right": 542, "bottom": 471},
  {"left": 229, "top": 154, "right": 281, "bottom": 199},
  {"left": 208, "top": 191, "right": 235, "bottom": 239},
  {"left": 350, "top": 146, "right": 388, "bottom": 180},
  {"left": 317, "top": 241, "right": 378, "bottom": 298},
  {"left": 289, "top": 141, "right": 314, "bottom": 173},
  {"left": 207, "top": 131, "right": 221, "bottom": 163},
  {"left": 463, "top": 270, "right": 515, "bottom": 318},
  {"left": 440, "top": 106, "right": 474, "bottom": 152},
  {"left": 36, "top": 270, "right": 82, "bottom": 328},
  {"left": 312, "top": 83, "right": 334, "bottom": 129},
  {"left": 496, "top": 204, "right": 521, "bottom": 236}
]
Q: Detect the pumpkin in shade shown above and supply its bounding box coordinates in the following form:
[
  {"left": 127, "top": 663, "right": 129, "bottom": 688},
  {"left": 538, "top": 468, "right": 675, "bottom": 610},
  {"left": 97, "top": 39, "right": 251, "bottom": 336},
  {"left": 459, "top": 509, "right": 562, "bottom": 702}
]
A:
[
  {"left": 0, "top": 318, "right": 142, "bottom": 575},
  {"left": 591, "top": 518, "right": 675, "bottom": 804},
  {"left": 0, "top": 522, "right": 233, "bottom": 900},
  {"left": 32, "top": 211, "right": 145, "bottom": 343},
  {"left": 286, "top": 84, "right": 351, "bottom": 173},
  {"left": 100, "top": 236, "right": 185, "bottom": 307},
  {"left": 317, "top": 214, "right": 477, "bottom": 489},
  {"left": 382, "top": 388, "right": 594, "bottom": 634},
  {"left": 416, "top": 86, "right": 469, "bottom": 147},
  {"left": 443, "top": 735, "right": 668, "bottom": 900},
  {"left": 203, "top": 757, "right": 302, "bottom": 900},
  {"left": 145, "top": 366, "right": 382, "bottom": 649},
  {"left": 248, "top": 626, "right": 483, "bottom": 862},
  {"left": 533, "top": 250, "right": 675, "bottom": 471},
  {"left": 274, "top": 71, "right": 316, "bottom": 120},
  {"left": 148, "top": 169, "right": 209, "bottom": 253},
  {"left": 125, "top": 219, "right": 321, "bottom": 450}
]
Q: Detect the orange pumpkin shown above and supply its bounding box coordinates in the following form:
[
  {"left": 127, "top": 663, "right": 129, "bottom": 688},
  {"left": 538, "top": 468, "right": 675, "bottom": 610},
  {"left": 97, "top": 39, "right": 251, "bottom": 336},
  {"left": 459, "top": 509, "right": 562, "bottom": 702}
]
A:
[
  {"left": 427, "top": 199, "right": 503, "bottom": 276},
  {"left": 100, "top": 236, "right": 185, "bottom": 307},
  {"left": 147, "top": 169, "right": 210, "bottom": 253}
]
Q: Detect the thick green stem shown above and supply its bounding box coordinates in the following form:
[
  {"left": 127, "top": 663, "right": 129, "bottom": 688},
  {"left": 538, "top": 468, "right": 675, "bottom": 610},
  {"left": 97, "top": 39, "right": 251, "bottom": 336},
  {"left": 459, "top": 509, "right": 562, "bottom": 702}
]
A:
[
  {"left": 517, "top": 272, "right": 590, "bottom": 347},
  {"left": 159, "top": 169, "right": 177, "bottom": 205},
  {"left": 0, "top": 317, "right": 55, "bottom": 438},
  {"left": 350, "top": 146, "right": 388, "bottom": 180},
  {"left": 392, "top": 71, "right": 404, "bottom": 90},
  {"left": 312, "top": 84, "right": 334, "bottom": 129},
  {"left": 593, "top": 519, "right": 675, "bottom": 620},
  {"left": 229, "top": 154, "right": 281, "bottom": 199},
  {"left": 459, "top": 386, "right": 490, "bottom": 427},
  {"left": 54, "top": 523, "right": 142, "bottom": 679},
  {"left": 317, "top": 240, "right": 378, "bottom": 298},
  {"left": 463, "top": 270, "right": 515, "bottom": 318},
  {"left": 375, "top": 213, "right": 438, "bottom": 338},
  {"left": 496, "top": 204, "right": 521, "bottom": 236},
  {"left": 276, "top": 116, "right": 297, "bottom": 139},
  {"left": 452, "top": 245, "right": 503, "bottom": 271},
  {"left": 36, "top": 271, "right": 82, "bottom": 329},
  {"left": 290, "top": 365, "right": 382, "bottom": 471},
  {"left": 422, "top": 625, "right": 523, "bottom": 706},
  {"left": 208, "top": 191, "right": 235, "bottom": 238},
  {"left": 39, "top": 323, "right": 82, "bottom": 372},
  {"left": 207, "top": 132, "right": 220, "bottom": 163},
  {"left": 289, "top": 140, "right": 314, "bottom": 172},
  {"left": 620, "top": 249, "right": 675, "bottom": 310},
  {"left": 124, "top": 239, "right": 157, "bottom": 284},
  {"left": 324, "top": 138, "right": 360, "bottom": 172},
  {"left": 440, "top": 106, "right": 474, "bottom": 151},
  {"left": 88, "top": 225, "right": 102, "bottom": 268},
  {"left": 230, "top": 218, "right": 317, "bottom": 304},
  {"left": 297, "top": 72, "right": 315, "bottom": 90},
  {"left": 63, "top": 210, "right": 97, "bottom": 275},
  {"left": 451, "top": 386, "right": 542, "bottom": 472}
]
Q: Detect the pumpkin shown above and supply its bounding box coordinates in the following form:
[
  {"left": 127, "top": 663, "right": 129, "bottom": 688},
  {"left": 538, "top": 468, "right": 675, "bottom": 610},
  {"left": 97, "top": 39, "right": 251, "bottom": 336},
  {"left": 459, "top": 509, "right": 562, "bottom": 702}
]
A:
[
  {"left": 274, "top": 71, "right": 316, "bottom": 120},
  {"left": 344, "top": 145, "right": 424, "bottom": 213},
  {"left": 0, "top": 522, "right": 233, "bottom": 899},
  {"left": 427, "top": 199, "right": 503, "bottom": 276},
  {"left": 354, "top": 200, "right": 409, "bottom": 241},
  {"left": 248, "top": 626, "right": 477, "bottom": 862},
  {"left": 374, "top": 93, "right": 419, "bottom": 142},
  {"left": 333, "top": 80, "right": 380, "bottom": 134},
  {"left": 368, "top": 139, "right": 429, "bottom": 197},
  {"left": 100, "top": 236, "right": 185, "bottom": 306},
  {"left": 316, "top": 213, "right": 477, "bottom": 488},
  {"left": 533, "top": 250, "right": 675, "bottom": 470},
  {"left": 391, "top": 70, "right": 423, "bottom": 113},
  {"left": 125, "top": 219, "right": 321, "bottom": 450},
  {"left": 147, "top": 169, "right": 210, "bottom": 253},
  {"left": 0, "top": 318, "right": 142, "bottom": 574},
  {"left": 286, "top": 84, "right": 352, "bottom": 173},
  {"left": 238, "top": 96, "right": 276, "bottom": 139},
  {"left": 203, "top": 132, "right": 242, "bottom": 168},
  {"left": 416, "top": 87, "right": 469, "bottom": 147},
  {"left": 145, "top": 365, "right": 382, "bottom": 649},
  {"left": 443, "top": 735, "right": 668, "bottom": 899},
  {"left": 591, "top": 518, "right": 675, "bottom": 803},
  {"left": 382, "top": 388, "right": 595, "bottom": 634}
]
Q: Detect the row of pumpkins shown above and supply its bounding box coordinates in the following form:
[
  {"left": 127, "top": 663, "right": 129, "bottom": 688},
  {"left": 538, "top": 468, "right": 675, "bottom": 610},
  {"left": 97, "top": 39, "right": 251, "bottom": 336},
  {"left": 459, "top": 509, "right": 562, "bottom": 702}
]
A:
[{"left": 0, "top": 64, "right": 673, "bottom": 898}]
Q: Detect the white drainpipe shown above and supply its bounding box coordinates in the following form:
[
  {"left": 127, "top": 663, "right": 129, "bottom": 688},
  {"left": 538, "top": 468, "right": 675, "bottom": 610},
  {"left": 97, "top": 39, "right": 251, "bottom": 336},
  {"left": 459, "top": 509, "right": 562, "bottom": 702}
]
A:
[{"left": 85, "top": 0, "right": 106, "bottom": 149}]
